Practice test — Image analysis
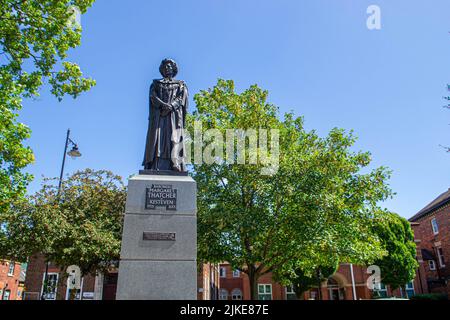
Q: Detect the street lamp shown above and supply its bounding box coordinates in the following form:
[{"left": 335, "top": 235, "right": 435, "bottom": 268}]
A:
[
  {"left": 41, "top": 129, "right": 81, "bottom": 300},
  {"left": 57, "top": 129, "right": 81, "bottom": 196}
]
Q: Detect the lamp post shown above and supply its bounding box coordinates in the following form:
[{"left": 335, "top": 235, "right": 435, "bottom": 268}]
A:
[{"left": 41, "top": 129, "right": 81, "bottom": 300}]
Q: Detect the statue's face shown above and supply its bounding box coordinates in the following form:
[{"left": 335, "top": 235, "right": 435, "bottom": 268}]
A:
[{"left": 162, "top": 62, "right": 175, "bottom": 78}]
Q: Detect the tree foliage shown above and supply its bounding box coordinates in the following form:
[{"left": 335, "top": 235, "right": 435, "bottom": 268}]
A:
[
  {"left": 189, "top": 79, "right": 393, "bottom": 299},
  {"left": 0, "top": 0, "right": 96, "bottom": 211},
  {"left": 275, "top": 261, "right": 339, "bottom": 299},
  {"left": 0, "top": 169, "right": 125, "bottom": 275},
  {"left": 372, "top": 212, "right": 418, "bottom": 291}
]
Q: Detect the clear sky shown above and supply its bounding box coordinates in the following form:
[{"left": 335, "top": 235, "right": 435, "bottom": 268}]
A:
[{"left": 19, "top": 0, "right": 450, "bottom": 219}]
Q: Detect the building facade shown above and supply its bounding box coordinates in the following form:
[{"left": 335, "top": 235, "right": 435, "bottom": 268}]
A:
[
  {"left": 409, "top": 188, "right": 450, "bottom": 297},
  {"left": 23, "top": 254, "right": 108, "bottom": 300},
  {"left": 218, "top": 262, "right": 422, "bottom": 300},
  {"left": 0, "top": 260, "right": 23, "bottom": 300},
  {"left": 197, "top": 263, "right": 220, "bottom": 300},
  {"left": 24, "top": 254, "right": 219, "bottom": 300}
]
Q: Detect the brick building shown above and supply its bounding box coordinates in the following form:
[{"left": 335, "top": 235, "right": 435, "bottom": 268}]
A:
[
  {"left": 23, "top": 254, "right": 111, "bottom": 300},
  {"left": 24, "top": 254, "right": 220, "bottom": 300},
  {"left": 218, "top": 262, "right": 423, "bottom": 300},
  {"left": 23, "top": 190, "right": 441, "bottom": 301},
  {"left": 197, "top": 263, "right": 220, "bottom": 300},
  {"left": 0, "top": 260, "right": 24, "bottom": 300},
  {"left": 409, "top": 188, "right": 450, "bottom": 297}
]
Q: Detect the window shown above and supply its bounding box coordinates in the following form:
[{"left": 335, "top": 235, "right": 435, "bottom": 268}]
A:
[
  {"left": 41, "top": 273, "right": 59, "bottom": 300},
  {"left": 7, "top": 261, "right": 15, "bottom": 276},
  {"left": 285, "top": 286, "right": 297, "bottom": 300},
  {"left": 220, "top": 267, "right": 226, "bottom": 278},
  {"left": 231, "top": 289, "right": 242, "bottom": 300},
  {"left": 431, "top": 218, "right": 439, "bottom": 235},
  {"left": 373, "top": 282, "right": 387, "bottom": 298},
  {"left": 66, "top": 288, "right": 81, "bottom": 300},
  {"left": 405, "top": 281, "right": 415, "bottom": 298},
  {"left": 232, "top": 269, "right": 240, "bottom": 278},
  {"left": 65, "top": 276, "right": 83, "bottom": 300},
  {"left": 428, "top": 260, "right": 436, "bottom": 271},
  {"left": 219, "top": 289, "right": 228, "bottom": 300},
  {"left": 2, "top": 290, "right": 10, "bottom": 300},
  {"left": 437, "top": 248, "right": 446, "bottom": 267},
  {"left": 258, "top": 284, "right": 272, "bottom": 300}
]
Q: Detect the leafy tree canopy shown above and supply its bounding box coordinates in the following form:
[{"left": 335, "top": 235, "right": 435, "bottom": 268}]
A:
[
  {"left": 0, "top": 169, "right": 125, "bottom": 275},
  {"left": 0, "top": 0, "right": 96, "bottom": 212},
  {"left": 372, "top": 212, "right": 418, "bottom": 291},
  {"left": 274, "top": 259, "right": 339, "bottom": 299},
  {"left": 189, "top": 79, "right": 393, "bottom": 298}
]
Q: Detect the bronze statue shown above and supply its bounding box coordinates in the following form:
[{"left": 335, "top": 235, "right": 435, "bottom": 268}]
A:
[{"left": 142, "top": 59, "right": 188, "bottom": 173}]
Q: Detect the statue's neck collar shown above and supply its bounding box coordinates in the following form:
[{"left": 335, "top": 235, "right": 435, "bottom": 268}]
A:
[{"left": 156, "top": 78, "right": 180, "bottom": 84}]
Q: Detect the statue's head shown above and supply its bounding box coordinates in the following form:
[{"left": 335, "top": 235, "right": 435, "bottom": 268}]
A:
[{"left": 159, "top": 58, "right": 178, "bottom": 79}]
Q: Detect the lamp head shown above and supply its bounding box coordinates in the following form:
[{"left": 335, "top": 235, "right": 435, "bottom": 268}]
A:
[{"left": 67, "top": 145, "right": 81, "bottom": 158}]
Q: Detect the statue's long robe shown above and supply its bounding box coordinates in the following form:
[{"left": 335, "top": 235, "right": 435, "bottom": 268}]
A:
[{"left": 143, "top": 78, "right": 188, "bottom": 171}]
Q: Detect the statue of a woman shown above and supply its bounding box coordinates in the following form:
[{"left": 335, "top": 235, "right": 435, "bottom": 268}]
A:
[{"left": 142, "top": 59, "right": 188, "bottom": 172}]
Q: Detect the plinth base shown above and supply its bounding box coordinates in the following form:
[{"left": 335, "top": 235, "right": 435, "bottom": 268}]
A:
[{"left": 116, "top": 174, "right": 197, "bottom": 300}]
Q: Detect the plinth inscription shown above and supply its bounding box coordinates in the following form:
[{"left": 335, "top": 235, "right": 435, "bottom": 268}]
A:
[
  {"left": 145, "top": 184, "right": 177, "bottom": 210},
  {"left": 143, "top": 232, "right": 176, "bottom": 241}
]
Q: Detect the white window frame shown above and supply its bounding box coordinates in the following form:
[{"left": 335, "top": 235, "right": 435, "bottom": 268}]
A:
[
  {"left": 373, "top": 282, "right": 388, "bottom": 298},
  {"left": 431, "top": 218, "right": 439, "bottom": 235},
  {"left": 40, "top": 272, "right": 59, "bottom": 300},
  {"left": 405, "top": 281, "right": 415, "bottom": 298},
  {"left": 258, "top": 284, "right": 272, "bottom": 300},
  {"left": 65, "top": 277, "right": 84, "bottom": 300},
  {"left": 7, "top": 261, "right": 15, "bottom": 276},
  {"left": 231, "top": 289, "right": 242, "bottom": 300},
  {"left": 219, "top": 289, "right": 228, "bottom": 300},
  {"left": 437, "top": 247, "right": 446, "bottom": 267},
  {"left": 428, "top": 260, "right": 436, "bottom": 271},
  {"left": 232, "top": 269, "right": 240, "bottom": 278},
  {"left": 2, "top": 290, "right": 11, "bottom": 300},
  {"left": 220, "top": 267, "right": 226, "bottom": 278}
]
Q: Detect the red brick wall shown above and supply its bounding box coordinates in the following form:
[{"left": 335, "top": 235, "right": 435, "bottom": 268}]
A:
[
  {"left": 23, "top": 254, "right": 97, "bottom": 300},
  {"left": 220, "top": 262, "right": 425, "bottom": 300},
  {"left": 219, "top": 264, "right": 244, "bottom": 300},
  {"left": 0, "top": 260, "right": 22, "bottom": 300},
  {"left": 411, "top": 203, "right": 450, "bottom": 297},
  {"left": 198, "top": 263, "right": 220, "bottom": 300}
]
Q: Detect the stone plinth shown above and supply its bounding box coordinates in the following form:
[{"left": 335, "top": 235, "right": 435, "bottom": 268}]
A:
[{"left": 116, "top": 174, "right": 197, "bottom": 300}]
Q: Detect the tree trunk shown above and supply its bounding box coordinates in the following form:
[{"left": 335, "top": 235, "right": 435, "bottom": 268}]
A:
[
  {"left": 316, "top": 268, "right": 322, "bottom": 300},
  {"left": 69, "top": 288, "right": 76, "bottom": 300},
  {"left": 295, "top": 289, "right": 305, "bottom": 300},
  {"left": 248, "top": 265, "right": 259, "bottom": 300},
  {"left": 294, "top": 284, "right": 309, "bottom": 300}
]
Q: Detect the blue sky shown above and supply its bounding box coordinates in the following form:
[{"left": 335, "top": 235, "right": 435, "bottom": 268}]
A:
[{"left": 19, "top": 0, "right": 450, "bottom": 219}]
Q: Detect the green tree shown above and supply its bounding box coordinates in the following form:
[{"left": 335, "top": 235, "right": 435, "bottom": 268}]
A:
[
  {"left": 372, "top": 212, "right": 418, "bottom": 295},
  {"left": 190, "top": 79, "right": 392, "bottom": 299},
  {"left": 274, "top": 261, "right": 339, "bottom": 300},
  {"left": 0, "top": 0, "right": 96, "bottom": 212},
  {"left": 0, "top": 169, "right": 125, "bottom": 275}
]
